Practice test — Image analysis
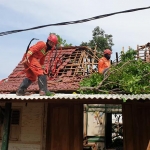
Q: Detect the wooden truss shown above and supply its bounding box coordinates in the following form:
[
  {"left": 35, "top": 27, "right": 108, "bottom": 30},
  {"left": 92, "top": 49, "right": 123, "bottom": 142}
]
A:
[
  {"left": 137, "top": 42, "right": 150, "bottom": 62},
  {"left": 47, "top": 46, "right": 101, "bottom": 79}
]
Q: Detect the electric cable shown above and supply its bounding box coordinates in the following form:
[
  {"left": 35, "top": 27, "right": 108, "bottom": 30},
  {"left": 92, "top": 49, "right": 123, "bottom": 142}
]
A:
[{"left": 0, "top": 6, "right": 150, "bottom": 36}]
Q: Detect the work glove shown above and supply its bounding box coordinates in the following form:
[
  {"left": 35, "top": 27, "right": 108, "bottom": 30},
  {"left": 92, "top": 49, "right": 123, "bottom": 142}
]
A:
[
  {"left": 21, "top": 57, "right": 30, "bottom": 64},
  {"left": 43, "top": 68, "right": 48, "bottom": 75},
  {"left": 103, "top": 68, "right": 110, "bottom": 78}
]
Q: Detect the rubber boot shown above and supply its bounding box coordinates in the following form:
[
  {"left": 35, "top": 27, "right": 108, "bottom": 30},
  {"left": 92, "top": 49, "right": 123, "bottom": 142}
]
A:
[
  {"left": 38, "top": 75, "right": 55, "bottom": 96},
  {"left": 16, "top": 78, "right": 32, "bottom": 96}
]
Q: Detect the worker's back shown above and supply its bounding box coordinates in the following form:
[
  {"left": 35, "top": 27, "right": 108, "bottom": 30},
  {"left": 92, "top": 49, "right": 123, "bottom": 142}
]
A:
[{"left": 98, "top": 57, "right": 111, "bottom": 74}]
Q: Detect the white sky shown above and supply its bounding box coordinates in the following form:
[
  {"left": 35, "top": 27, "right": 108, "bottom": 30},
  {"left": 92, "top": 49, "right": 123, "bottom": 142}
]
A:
[{"left": 0, "top": 0, "right": 150, "bottom": 79}]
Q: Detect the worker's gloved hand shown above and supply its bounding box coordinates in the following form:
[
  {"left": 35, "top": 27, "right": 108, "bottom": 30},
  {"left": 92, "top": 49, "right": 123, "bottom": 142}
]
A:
[
  {"left": 103, "top": 68, "right": 110, "bottom": 77},
  {"left": 21, "top": 57, "right": 30, "bottom": 64},
  {"left": 43, "top": 68, "right": 48, "bottom": 75}
]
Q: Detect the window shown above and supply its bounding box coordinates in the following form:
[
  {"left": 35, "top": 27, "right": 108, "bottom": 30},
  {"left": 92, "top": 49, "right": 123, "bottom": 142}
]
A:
[{"left": 0, "top": 108, "right": 21, "bottom": 141}]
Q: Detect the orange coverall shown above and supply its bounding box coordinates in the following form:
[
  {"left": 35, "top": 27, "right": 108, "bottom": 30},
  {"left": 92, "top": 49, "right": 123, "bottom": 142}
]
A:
[
  {"left": 98, "top": 57, "right": 111, "bottom": 74},
  {"left": 22, "top": 41, "right": 48, "bottom": 82}
]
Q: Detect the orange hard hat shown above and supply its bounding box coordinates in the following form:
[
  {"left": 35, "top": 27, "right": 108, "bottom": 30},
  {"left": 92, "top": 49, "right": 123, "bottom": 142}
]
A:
[
  {"left": 104, "top": 49, "right": 112, "bottom": 55},
  {"left": 47, "top": 34, "right": 58, "bottom": 45}
]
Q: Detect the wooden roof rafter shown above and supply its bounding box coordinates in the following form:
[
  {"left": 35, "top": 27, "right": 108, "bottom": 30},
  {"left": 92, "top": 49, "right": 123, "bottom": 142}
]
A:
[
  {"left": 52, "top": 46, "right": 101, "bottom": 78},
  {"left": 137, "top": 42, "right": 150, "bottom": 62}
]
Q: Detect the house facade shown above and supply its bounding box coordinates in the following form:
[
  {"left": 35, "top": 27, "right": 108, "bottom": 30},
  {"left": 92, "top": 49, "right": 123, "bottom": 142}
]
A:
[
  {"left": 0, "top": 46, "right": 150, "bottom": 150},
  {"left": 0, "top": 94, "right": 150, "bottom": 150},
  {"left": 0, "top": 102, "right": 45, "bottom": 150}
]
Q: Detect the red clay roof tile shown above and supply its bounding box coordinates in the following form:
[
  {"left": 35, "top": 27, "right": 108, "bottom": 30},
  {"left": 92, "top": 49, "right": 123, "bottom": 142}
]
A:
[{"left": 0, "top": 46, "right": 94, "bottom": 94}]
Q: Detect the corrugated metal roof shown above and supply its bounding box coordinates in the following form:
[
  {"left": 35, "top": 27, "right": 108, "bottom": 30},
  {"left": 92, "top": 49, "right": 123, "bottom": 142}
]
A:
[{"left": 0, "top": 94, "right": 150, "bottom": 101}]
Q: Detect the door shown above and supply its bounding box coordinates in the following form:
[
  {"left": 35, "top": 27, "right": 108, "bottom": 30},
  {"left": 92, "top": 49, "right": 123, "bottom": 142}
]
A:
[
  {"left": 46, "top": 103, "right": 83, "bottom": 150},
  {"left": 123, "top": 102, "right": 150, "bottom": 150}
]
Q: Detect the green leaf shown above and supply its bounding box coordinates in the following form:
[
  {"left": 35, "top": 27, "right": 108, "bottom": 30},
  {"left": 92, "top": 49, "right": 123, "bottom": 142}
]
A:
[{"left": 122, "top": 98, "right": 126, "bottom": 103}]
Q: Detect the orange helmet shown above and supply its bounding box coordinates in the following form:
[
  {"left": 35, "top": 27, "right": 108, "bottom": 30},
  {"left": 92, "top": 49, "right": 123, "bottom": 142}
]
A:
[
  {"left": 104, "top": 49, "right": 112, "bottom": 55},
  {"left": 47, "top": 34, "right": 58, "bottom": 45}
]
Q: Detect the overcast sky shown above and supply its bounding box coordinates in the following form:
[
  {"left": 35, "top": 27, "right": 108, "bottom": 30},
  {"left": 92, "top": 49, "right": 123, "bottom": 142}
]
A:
[{"left": 0, "top": 0, "right": 150, "bottom": 79}]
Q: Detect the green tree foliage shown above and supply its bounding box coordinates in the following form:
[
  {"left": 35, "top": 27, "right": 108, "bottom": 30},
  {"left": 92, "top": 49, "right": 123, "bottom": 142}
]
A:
[
  {"left": 50, "top": 33, "right": 72, "bottom": 47},
  {"left": 79, "top": 49, "right": 150, "bottom": 94},
  {"left": 56, "top": 34, "right": 72, "bottom": 47},
  {"left": 80, "top": 26, "right": 114, "bottom": 52}
]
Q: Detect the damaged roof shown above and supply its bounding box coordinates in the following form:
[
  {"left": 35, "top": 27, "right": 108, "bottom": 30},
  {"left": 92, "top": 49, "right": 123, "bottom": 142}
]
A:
[{"left": 0, "top": 46, "right": 99, "bottom": 94}]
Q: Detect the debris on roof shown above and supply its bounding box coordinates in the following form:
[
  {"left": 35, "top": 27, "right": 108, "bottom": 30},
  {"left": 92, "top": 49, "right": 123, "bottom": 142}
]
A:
[
  {"left": 137, "top": 42, "right": 150, "bottom": 62},
  {"left": 0, "top": 46, "right": 100, "bottom": 94}
]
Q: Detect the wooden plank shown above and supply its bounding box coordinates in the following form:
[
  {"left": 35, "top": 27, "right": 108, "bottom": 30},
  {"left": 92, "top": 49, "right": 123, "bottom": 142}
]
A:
[
  {"left": 50, "top": 105, "right": 69, "bottom": 150},
  {"left": 41, "top": 103, "right": 48, "bottom": 150},
  {"left": 69, "top": 105, "right": 74, "bottom": 149},
  {"left": 134, "top": 105, "right": 143, "bottom": 149},
  {"left": 146, "top": 108, "right": 150, "bottom": 150},
  {"left": 45, "top": 104, "right": 51, "bottom": 150},
  {"left": 132, "top": 104, "right": 150, "bottom": 150},
  {"left": 76, "top": 51, "right": 84, "bottom": 73},
  {"left": 59, "top": 106, "right": 70, "bottom": 150},
  {"left": 1, "top": 103, "right": 12, "bottom": 150},
  {"left": 123, "top": 103, "right": 150, "bottom": 150},
  {"left": 140, "top": 105, "right": 147, "bottom": 149},
  {"left": 72, "top": 104, "right": 83, "bottom": 150},
  {"left": 46, "top": 104, "right": 83, "bottom": 150},
  {"left": 122, "top": 104, "right": 134, "bottom": 150},
  {"left": 83, "top": 108, "right": 87, "bottom": 137},
  {"left": 66, "top": 64, "right": 80, "bottom": 66},
  {"left": 137, "top": 45, "right": 140, "bottom": 59}
]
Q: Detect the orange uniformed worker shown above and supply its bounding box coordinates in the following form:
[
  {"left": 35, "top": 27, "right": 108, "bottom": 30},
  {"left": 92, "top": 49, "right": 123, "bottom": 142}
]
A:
[
  {"left": 98, "top": 49, "right": 112, "bottom": 75},
  {"left": 16, "top": 34, "right": 58, "bottom": 96}
]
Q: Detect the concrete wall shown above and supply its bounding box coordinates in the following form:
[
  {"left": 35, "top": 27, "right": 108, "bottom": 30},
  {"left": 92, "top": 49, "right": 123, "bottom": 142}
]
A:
[{"left": 0, "top": 103, "right": 45, "bottom": 150}]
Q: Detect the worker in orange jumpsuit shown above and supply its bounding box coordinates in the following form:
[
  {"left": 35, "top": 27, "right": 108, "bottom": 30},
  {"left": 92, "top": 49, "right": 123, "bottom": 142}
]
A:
[
  {"left": 16, "top": 34, "right": 58, "bottom": 96},
  {"left": 98, "top": 49, "right": 112, "bottom": 75}
]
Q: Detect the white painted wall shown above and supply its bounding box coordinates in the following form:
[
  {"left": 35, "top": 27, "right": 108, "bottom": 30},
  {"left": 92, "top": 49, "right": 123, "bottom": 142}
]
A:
[
  {"left": 0, "top": 103, "right": 44, "bottom": 150},
  {"left": 87, "top": 111, "right": 105, "bottom": 136}
]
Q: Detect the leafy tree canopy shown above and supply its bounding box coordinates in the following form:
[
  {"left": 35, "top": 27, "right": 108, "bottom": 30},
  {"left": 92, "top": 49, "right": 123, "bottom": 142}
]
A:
[
  {"left": 79, "top": 49, "right": 150, "bottom": 94},
  {"left": 80, "top": 26, "right": 114, "bottom": 52},
  {"left": 50, "top": 33, "right": 72, "bottom": 47}
]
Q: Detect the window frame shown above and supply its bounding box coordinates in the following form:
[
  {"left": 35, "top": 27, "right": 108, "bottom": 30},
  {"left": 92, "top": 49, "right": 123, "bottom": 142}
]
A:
[{"left": 0, "top": 106, "right": 22, "bottom": 141}]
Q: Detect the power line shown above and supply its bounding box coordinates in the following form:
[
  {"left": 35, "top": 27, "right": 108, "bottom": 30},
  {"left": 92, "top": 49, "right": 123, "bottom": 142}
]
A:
[{"left": 0, "top": 6, "right": 150, "bottom": 36}]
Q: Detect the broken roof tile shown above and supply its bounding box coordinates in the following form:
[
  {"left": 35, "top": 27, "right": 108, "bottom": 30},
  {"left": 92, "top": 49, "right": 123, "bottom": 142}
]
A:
[{"left": 0, "top": 46, "right": 99, "bottom": 94}]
